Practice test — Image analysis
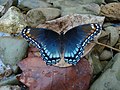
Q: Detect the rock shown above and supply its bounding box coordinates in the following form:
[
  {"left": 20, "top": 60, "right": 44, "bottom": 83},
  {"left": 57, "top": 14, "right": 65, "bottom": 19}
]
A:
[
  {"left": 109, "top": 23, "right": 120, "bottom": 33},
  {"left": 0, "top": 55, "right": 19, "bottom": 85},
  {"left": 90, "top": 53, "right": 120, "bottom": 90},
  {"left": 61, "top": 3, "right": 100, "bottom": 16},
  {"left": 0, "top": 0, "right": 12, "bottom": 5},
  {"left": 0, "top": 6, "right": 27, "bottom": 34},
  {"left": 89, "top": 52, "right": 103, "bottom": 75},
  {"left": 47, "top": 0, "right": 104, "bottom": 5},
  {"left": 103, "top": 22, "right": 113, "bottom": 28},
  {"left": 0, "top": 37, "right": 28, "bottom": 69},
  {"left": 77, "top": 0, "right": 105, "bottom": 4},
  {"left": 48, "top": 0, "right": 84, "bottom": 8},
  {"left": 26, "top": 9, "right": 46, "bottom": 27},
  {"left": 26, "top": 7, "right": 61, "bottom": 27},
  {"left": 0, "top": 58, "right": 13, "bottom": 79},
  {"left": 0, "top": 0, "right": 13, "bottom": 16},
  {"left": 105, "top": 0, "right": 118, "bottom": 3},
  {"left": 31, "top": 8, "right": 61, "bottom": 21},
  {"left": 100, "top": 3, "right": 120, "bottom": 21},
  {"left": 118, "top": 38, "right": 120, "bottom": 50},
  {"left": 0, "top": 75, "right": 19, "bottom": 86},
  {"left": 12, "top": 0, "right": 18, "bottom": 6},
  {"left": 104, "top": 26, "right": 119, "bottom": 46},
  {"left": 18, "top": 0, "right": 52, "bottom": 11},
  {"left": 18, "top": 56, "right": 92, "bottom": 90},
  {"left": 0, "top": 32, "right": 10, "bottom": 37},
  {"left": 100, "top": 50, "right": 113, "bottom": 60},
  {"left": 99, "top": 30, "right": 109, "bottom": 39},
  {"left": 0, "top": 85, "right": 20, "bottom": 90},
  {"left": 47, "top": 0, "right": 100, "bottom": 15},
  {"left": 101, "top": 61, "right": 109, "bottom": 69},
  {"left": 0, "top": 5, "right": 4, "bottom": 16}
]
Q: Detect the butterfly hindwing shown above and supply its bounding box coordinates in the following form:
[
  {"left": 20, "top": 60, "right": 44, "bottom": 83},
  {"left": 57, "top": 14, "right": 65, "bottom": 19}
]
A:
[
  {"left": 63, "top": 23, "right": 101, "bottom": 65},
  {"left": 22, "top": 27, "right": 61, "bottom": 65}
]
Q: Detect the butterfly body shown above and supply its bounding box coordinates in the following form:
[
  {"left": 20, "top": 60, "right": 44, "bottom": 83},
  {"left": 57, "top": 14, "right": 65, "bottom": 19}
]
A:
[{"left": 21, "top": 23, "right": 102, "bottom": 65}]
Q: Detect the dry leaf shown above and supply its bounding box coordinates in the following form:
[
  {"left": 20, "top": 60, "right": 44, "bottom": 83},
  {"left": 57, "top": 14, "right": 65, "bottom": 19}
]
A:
[{"left": 18, "top": 46, "right": 93, "bottom": 90}]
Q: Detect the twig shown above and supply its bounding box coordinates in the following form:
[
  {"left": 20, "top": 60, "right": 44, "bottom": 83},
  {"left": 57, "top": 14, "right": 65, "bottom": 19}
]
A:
[{"left": 94, "top": 40, "right": 120, "bottom": 52}]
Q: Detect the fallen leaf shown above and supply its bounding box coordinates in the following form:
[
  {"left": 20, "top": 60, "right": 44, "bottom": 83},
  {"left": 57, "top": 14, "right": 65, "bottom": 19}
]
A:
[{"left": 18, "top": 53, "right": 92, "bottom": 90}]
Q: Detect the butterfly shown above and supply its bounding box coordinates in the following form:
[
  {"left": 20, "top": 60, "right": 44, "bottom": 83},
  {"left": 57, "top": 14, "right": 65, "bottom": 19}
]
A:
[{"left": 21, "top": 23, "right": 102, "bottom": 65}]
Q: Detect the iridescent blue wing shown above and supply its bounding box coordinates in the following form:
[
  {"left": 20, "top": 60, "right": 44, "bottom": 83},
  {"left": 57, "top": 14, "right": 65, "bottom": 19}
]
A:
[
  {"left": 21, "top": 27, "right": 61, "bottom": 65},
  {"left": 64, "top": 23, "right": 102, "bottom": 65}
]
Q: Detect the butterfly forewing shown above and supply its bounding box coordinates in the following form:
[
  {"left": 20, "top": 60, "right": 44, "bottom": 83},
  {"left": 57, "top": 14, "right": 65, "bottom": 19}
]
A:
[{"left": 21, "top": 27, "right": 61, "bottom": 65}]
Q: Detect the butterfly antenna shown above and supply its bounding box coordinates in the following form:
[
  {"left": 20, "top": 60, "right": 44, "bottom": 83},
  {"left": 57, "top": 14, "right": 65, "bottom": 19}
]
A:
[{"left": 94, "top": 39, "right": 120, "bottom": 52}]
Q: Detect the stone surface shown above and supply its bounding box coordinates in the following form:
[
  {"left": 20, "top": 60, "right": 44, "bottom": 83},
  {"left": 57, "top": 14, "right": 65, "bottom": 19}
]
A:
[
  {"left": 0, "top": 0, "right": 12, "bottom": 5},
  {"left": 0, "top": 75, "right": 19, "bottom": 86},
  {"left": 47, "top": 0, "right": 101, "bottom": 16},
  {"left": 0, "top": 58, "right": 13, "bottom": 79},
  {"left": 104, "top": 26, "right": 119, "bottom": 46},
  {"left": 0, "top": 32, "right": 10, "bottom": 37},
  {"left": 100, "top": 3, "right": 120, "bottom": 21},
  {"left": 77, "top": 0, "right": 105, "bottom": 4},
  {"left": 26, "top": 7, "right": 61, "bottom": 27},
  {"left": 105, "top": 0, "right": 118, "bottom": 3},
  {"left": 26, "top": 9, "right": 46, "bottom": 27},
  {"left": 90, "top": 53, "right": 120, "bottom": 90},
  {"left": 0, "top": 6, "right": 27, "bottom": 33},
  {"left": 18, "top": 0, "right": 52, "bottom": 10},
  {"left": 0, "top": 0, "right": 13, "bottom": 16},
  {"left": 31, "top": 8, "right": 61, "bottom": 21},
  {"left": 101, "top": 61, "right": 109, "bottom": 69},
  {"left": 100, "top": 50, "right": 113, "bottom": 60},
  {"left": 0, "top": 37, "right": 28, "bottom": 66},
  {"left": 49, "top": 0, "right": 81, "bottom": 8},
  {"left": 47, "top": 0, "right": 104, "bottom": 5},
  {"left": 61, "top": 3, "right": 100, "bottom": 16},
  {"left": 89, "top": 52, "right": 103, "bottom": 75},
  {"left": 0, "top": 5, "right": 4, "bottom": 16},
  {"left": 0, "top": 85, "right": 20, "bottom": 90}
]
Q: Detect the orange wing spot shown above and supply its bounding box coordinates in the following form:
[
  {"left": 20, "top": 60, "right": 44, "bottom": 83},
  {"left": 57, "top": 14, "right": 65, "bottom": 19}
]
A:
[
  {"left": 26, "top": 33, "right": 31, "bottom": 37},
  {"left": 93, "top": 27, "right": 96, "bottom": 30}
]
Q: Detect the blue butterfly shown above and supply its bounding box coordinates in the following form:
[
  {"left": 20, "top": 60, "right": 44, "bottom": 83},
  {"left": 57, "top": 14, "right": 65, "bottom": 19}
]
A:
[{"left": 21, "top": 23, "right": 102, "bottom": 65}]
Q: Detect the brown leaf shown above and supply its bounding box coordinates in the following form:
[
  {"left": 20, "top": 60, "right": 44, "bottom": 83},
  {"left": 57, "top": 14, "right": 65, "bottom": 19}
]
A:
[{"left": 18, "top": 49, "right": 92, "bottom": 90}]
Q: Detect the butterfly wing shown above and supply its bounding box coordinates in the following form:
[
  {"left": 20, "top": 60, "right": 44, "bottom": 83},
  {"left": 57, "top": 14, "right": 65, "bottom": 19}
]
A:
[
  {"left": 64, "top": 23, "right": 102, "bottom": 65},
  {"left": 21, "top": 27, "right": 61, "bottom": 65}
]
